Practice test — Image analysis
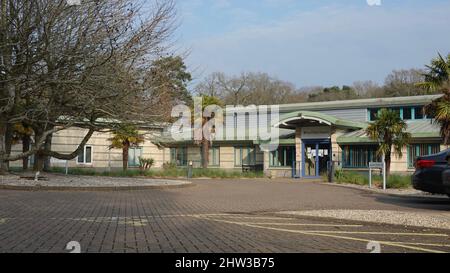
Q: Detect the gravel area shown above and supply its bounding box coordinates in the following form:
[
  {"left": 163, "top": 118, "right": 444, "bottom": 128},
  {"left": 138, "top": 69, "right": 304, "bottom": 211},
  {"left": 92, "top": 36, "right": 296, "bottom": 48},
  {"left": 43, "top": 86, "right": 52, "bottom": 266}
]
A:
[
  {"left": 280, "top": 210, "right": 450, "bottom": 230},
  {"left": 0, "top": 173, "right": 191, "bottom": 189}
]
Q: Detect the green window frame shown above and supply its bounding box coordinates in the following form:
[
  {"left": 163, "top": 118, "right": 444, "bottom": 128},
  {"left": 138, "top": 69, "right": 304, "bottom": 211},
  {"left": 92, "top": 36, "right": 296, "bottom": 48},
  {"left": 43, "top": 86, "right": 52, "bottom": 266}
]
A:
[
  {"left": 407, "top": 143, "right": 441, "bottom": 168},
  {"left": 368, "top": 106, "right": 428, "bottom": 121},
  {"left": 200, "top": 146, "right": 220, "bottom": 167},
  {"left": 341, "top": 145, "right": 380, "bottom": 168},
  {"left": 269, "top": 146, "right": 295, "bottom": 167},
  {"left": 234, "top": 146, "right": 256, "bottom": 166},
  {"left": 170, "top": 147, "right": 188, "bottom": 166},
  {"left": 128, "top": 147, "right": 143, "bottom": 167}
]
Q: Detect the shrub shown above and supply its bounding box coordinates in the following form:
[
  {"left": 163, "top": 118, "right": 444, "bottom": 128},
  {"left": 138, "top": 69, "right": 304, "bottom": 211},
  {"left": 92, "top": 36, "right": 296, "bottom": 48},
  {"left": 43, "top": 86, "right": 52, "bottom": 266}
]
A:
[
  {"left": 138, "top": 157, "right": 155, "bottom": 172},
  {"left": 49, "top": 167, "right": 98, "bottom": 176},
  {"left": 162, "top": 161, "right": 177, "bottom": 170},
  {"left": 334, "top": 170, "right": 411, "bottom": 189},
  {"left": 387, "top": 174, "right": 412, "bottom": 189},
  {"left": 334, "top": 170, "right": 368, "bottom": 186}
]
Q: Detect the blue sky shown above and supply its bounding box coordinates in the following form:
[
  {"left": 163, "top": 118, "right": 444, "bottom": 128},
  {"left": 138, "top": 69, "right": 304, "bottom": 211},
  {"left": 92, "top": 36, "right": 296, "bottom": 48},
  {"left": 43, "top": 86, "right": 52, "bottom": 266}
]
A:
[{"left": 175, "top": 0, "right": 450, "bottom": 87}]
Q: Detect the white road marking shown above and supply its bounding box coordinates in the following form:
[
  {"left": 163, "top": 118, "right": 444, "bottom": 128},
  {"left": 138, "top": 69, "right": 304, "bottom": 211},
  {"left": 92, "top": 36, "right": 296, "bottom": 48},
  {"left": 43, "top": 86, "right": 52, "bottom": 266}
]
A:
[
  {"left": 197, "top": 215, "right": 297, "bottom": 220},
  {"left": 300, "top": 230, "right": 448, "bottom": 236},
  {"left": 200, "top": 216, "right": 448, "bottom": 253},
  {"left": 393, "top": 242, "right": 450, "bottom": 248},
  {"left": 246, "top": 223, "right": 363, "bottom": 228}
]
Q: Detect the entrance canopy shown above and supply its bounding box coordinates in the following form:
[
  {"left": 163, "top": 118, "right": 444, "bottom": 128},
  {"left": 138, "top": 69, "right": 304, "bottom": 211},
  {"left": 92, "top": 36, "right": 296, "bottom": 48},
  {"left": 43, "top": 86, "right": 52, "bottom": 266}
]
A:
[{"left": 274, "top": 111, "right": 367, "bottom": 130}]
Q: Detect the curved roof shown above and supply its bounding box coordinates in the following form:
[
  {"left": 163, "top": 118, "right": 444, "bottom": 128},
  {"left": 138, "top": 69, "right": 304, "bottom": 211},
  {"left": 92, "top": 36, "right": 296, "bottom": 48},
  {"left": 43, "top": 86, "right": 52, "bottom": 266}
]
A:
[
  {"left": 275, "top": 111, "right": 367, "bottom": 129},
  {"left": 278, "top": 95, "right": 442, "bottom": 112},
  {"left": 337, "top": 120, "right": 442, "bottom": 144}
]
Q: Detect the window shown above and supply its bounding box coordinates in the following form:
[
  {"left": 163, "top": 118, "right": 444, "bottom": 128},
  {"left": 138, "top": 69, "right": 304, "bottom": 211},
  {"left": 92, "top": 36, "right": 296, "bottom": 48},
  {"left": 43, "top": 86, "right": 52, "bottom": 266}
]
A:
[
  {"left": 392, "top": 108, "right": 401, "bottom": 119},
  {"left": 368, "top": 106, "right": 429, "bottom": 121},
  {"left": 29, "top": 154, "right": 35, "bottom": 166},
  {"left": 170, "top": 147, "right": 187, "bottom": 166},
  {"left": 368, "top": 108, "right": 379, "bottom": 121},
  {"left": 403, "top": 107, "right": 412, "bottom": 120},
  {"left": 234, "top": 147, "right": 256, "bottom": 166},
  {"left": 201, "top": 147, "right": 220, "bottom": 166},
  {"left": 341, "top": 145, "right": 380, "bottom": 168},
  {"left": 77, "top": 146, "right": 92, "bottom": 164},
  {"left": 408, "top": 144, "right": 440, "bottom": 168},
  {"left": 128, "top": 147, "right": 143, "bottom": 167},
  {"left": 414, "top": 106, "right": 424, "bottom": 120},
  {"left": 270, "top": 146, "right": 295, "bottom": 167}
]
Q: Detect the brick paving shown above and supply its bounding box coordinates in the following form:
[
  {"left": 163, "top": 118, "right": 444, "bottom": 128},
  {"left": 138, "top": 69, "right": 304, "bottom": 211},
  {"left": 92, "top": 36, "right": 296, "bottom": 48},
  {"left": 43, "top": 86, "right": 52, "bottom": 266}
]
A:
[{"left": 0, "top": 179, "right": 449, "bottom": 253}]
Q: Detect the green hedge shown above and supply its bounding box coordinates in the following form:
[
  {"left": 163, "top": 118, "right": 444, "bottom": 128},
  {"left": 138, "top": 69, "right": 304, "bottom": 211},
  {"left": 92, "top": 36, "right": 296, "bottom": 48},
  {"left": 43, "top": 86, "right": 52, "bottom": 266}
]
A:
[{"left": 48, "top": 167, "right": 264, "bottom": 179}]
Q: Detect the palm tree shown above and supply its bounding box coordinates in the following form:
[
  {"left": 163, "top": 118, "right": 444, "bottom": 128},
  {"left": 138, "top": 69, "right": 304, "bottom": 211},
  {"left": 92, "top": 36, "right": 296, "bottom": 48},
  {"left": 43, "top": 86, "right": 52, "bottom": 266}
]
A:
[
  {"left": 109, "top": 125, "right": 144, "bottom": 171},
  {"left": 193, "top": 96, "right": 223, "bottom": 169},
  {"left": 417, "top": 53, "right": 450, "bottom": 92},
  {"left": 420, "top": 53, "right": 450, "bottom": 144},
  {"left": 366, "top": 109, "right": 411, "bottom": 177}
]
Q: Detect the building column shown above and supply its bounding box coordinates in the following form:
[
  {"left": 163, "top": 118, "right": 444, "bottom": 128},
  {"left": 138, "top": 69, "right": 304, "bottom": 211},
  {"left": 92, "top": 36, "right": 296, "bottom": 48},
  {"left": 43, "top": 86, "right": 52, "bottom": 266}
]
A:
[
  {"left": 331, "top": 128, "right": 343, "bottom": 167},
  {"left": 295, "top": 127, "right": 302, "bottom": 177},
  {"left": 263, "top": 150, "right": 271, "bottom": 177}
]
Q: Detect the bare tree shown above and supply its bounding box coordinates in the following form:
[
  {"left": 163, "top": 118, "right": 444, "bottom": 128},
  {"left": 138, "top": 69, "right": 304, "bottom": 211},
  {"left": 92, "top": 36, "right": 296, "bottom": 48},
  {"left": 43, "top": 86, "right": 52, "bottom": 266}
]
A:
[
  {"left": 244, "top": 72, "right": 296, "bottom": 105},
  {"left": 195, "top": 72, "right": 224, "bottom": 98},
  {"left": 195, "top": 72, "right": 300, "bottom": 105},
  {"left": 351, "top": 80, "right": 386, "bottom": 98},
  {"left": 384, "top": 69, "right": 427, "bottom": 97},
  {"left": 0, "top": 0, "right": 178, "bottom": 173},
  {"left": 217, "top": 73, "right": 251, "bottom": 105}
]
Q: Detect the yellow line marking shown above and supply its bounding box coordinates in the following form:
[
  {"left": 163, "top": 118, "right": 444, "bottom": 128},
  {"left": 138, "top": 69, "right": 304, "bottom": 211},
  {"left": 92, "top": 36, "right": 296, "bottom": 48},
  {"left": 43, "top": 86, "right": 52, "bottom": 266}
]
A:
[
  {"left": 246, "top": 223, "right": 363, "bottom": 228},
  {"left": 198, "top": 217, "right": 447, "bottom": 253},
  {"left": 0, "top": 218, "right": 7, "bottom": 224}
]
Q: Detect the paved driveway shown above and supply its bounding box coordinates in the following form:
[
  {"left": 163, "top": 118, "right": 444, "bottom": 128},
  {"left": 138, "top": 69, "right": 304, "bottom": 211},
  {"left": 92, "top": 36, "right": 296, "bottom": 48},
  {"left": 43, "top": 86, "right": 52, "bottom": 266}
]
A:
[{"left": 0, "top": 179, "right": 449, "bottom": 253}]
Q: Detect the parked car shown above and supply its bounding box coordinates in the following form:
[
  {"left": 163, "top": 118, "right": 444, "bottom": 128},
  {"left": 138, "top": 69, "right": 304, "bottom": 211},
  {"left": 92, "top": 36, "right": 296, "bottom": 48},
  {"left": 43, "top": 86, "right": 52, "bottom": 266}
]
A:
[
  {"left": 412, "top": 148, "right": 450, "bottom": 197},
  {"left": 441, "top": 168, "right": 450, "bottom": 197}
]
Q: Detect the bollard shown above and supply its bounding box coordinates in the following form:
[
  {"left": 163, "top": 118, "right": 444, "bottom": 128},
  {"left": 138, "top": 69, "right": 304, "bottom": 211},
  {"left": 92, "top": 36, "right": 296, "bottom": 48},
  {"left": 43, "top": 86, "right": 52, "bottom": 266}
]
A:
[
  {"left": 328, "top": 161, "right": 334, "bottom": 183},
  {"left": 187, "top": 161, "right": 193, "bottom": 179}
]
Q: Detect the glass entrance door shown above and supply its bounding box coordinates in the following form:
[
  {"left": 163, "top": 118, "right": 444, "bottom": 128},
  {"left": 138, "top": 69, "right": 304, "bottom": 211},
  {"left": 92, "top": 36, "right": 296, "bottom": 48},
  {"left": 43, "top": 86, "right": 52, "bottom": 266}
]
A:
[
  {"left": 302, "top": 140, "right": 331, "bottom": 178},
  {"left": 304, "top": 143, "right": 317, "bottom": 177},
  {"left": 318, "top": 143, "right": 331, "bottom": 176}
]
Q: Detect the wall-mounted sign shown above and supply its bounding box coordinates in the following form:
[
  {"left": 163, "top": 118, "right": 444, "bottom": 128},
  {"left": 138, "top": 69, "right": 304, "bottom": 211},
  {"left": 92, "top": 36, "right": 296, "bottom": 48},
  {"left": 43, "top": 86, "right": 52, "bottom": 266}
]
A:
[{"left": 302, "top": 126, "right": 331, "bottom": 140}]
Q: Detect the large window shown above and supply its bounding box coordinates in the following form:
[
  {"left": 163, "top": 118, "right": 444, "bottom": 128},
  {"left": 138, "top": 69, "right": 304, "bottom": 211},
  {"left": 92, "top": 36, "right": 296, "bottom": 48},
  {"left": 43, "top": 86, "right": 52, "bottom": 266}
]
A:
[
  {"left": 234, "top": 147, "right": 256, "bottom": 166},
  {"left": 403, "top": 107, "right": 412, "bottom": 120},
  {"left": 200, "top": 146, "right": 220, "bottom": 167},
  {"left": 170, "top": 147, "right": 188, "bottom": 166},
  {"left": 408, "top": 144, "right": 441, "bottom": 168},
  {"left": 414, "top": 106, "right": 424, "bottom": 120},
  {"left": 128, "top": 147, "right": 143, "bottom": 167},
  {"left": 368, "top": 108, "right": 379, "bottom": 121},
  {"left": 341, "top": 145, "right": 380, "bottom": 168},
  {"left": 368, "top": 106, "right": 428, "bottom": 121},
  {"left": 77, "top": 145, "right": 92, "bottom": 164},
  {"left": 270, "top": 146, "right": 295, "bottom": 167}
]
